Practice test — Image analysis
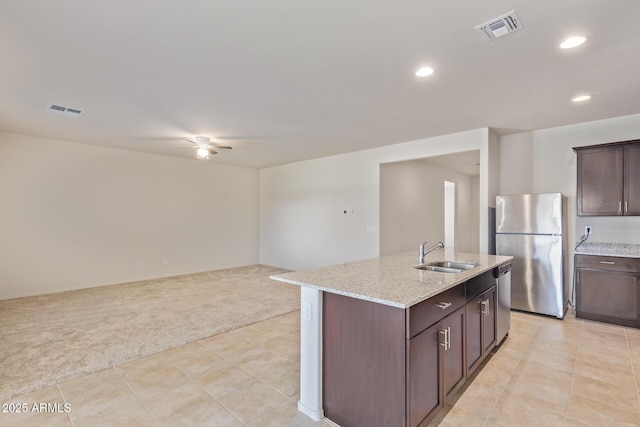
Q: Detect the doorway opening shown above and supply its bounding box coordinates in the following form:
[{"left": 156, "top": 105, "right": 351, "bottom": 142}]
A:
[{"left": 444, "top": 181, "right": 456, "bottom": 249}]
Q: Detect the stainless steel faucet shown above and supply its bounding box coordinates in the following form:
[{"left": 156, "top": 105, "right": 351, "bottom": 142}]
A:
[{"left": 418, "top": 241, "right": 444, "bottom": 264}]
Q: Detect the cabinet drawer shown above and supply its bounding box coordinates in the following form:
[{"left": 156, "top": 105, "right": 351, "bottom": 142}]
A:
[
  {"left": 576, "top": 255, "right": 640, "bottom": 273},
  {"left": 407, "top": 283, "right": 465, "bottom": 339},
  {"left": 465, "top": 270, "right": 495, "bottom": 300}
]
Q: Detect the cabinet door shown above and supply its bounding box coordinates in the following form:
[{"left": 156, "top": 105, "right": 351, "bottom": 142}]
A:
[
  {"left": 482, "top": 286, "right": 497, "bottom": 353},
  {"left": 466, "top": 286, "right": 497, "bottom": 376},
  {"left": 407, "top": 322, "right": 442, "bottom": 427},
  {"left": 577, "top": 146, "right": 624, "bottom": 216},
  {"left": 465, "top": 298, "right": 483, "bottom": 374},
  {"left": 624, "top": 143, "right": 640, "bottom": 215},
  {"left": 442, "top": 306, "right": 465, "bottom": 401},
  {"left": 576, "top": 269, "right": 640, "bottom": 327}
]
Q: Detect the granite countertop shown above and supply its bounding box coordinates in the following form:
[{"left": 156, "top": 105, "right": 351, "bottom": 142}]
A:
[
  {"left": 574, "top": 242, "right": 640, "bottom": 258},
  {"left": 270, "top": 249, "right": 512, "bottom": 308}
]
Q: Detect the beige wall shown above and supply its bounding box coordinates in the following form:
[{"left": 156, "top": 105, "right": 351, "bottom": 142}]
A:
[
  {"left": 499, "top": 132, "right": 533, "bottom": 195},
  {"left": 7, "top": 111, "right": 635, "bottom": 299},
  {"left": 0, "top": 132, "right": 260, "bottom": 299},
  {"left": 380, "top": 159, "right": 476, "bottom": 256},
  {"left": 259, "top": 128, "right": 496, "bottom": 271},
  {"left": 498, "top": 112, "right": 640, "bottom": 246}
]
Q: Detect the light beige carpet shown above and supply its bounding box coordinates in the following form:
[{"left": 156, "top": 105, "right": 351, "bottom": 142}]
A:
[{"left": 0, "top": 264, "right": 299, "bottom": 401}]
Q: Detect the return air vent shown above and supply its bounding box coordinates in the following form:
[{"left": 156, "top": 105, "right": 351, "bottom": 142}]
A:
[
  {"left": 48, "top": 104, "right": 83, "bottom": 116},
  {"left": 474, "top": 11, "right": 522, "bottom": 42},
  {"left": 49, "top": 104, "right": 66, "bottom": 112}
]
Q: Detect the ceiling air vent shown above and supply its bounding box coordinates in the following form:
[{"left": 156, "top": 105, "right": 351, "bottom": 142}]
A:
[
  {"left": 48, "top": 104, "right": 82, "bottom": 116},
  {"left": 474, "top": 11, "right": 522, "bottom": 42}
]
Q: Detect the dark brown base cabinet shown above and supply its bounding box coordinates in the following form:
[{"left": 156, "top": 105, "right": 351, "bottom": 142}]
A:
[
  {"left": 323, "top": 270, "right": 498, "bottom": 427},
  {"left": 466, "top": 286, "right": 497, "bottom": 375},
  {"left": 407, "top": 306, "right": 465, "bottom": 427},
  {"left": 407, "top": 320, "right": 441, "bottom": 427},
  {"left": 575, "top": 255, "right": 640, "bottom": 328}
]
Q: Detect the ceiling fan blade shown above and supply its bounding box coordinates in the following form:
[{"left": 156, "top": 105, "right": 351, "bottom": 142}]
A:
[
  {"left": 208, "top": 149, "right": 218, "bottom": 155},
  {"left": 174, "top": 146, "right": 196, "bottom": 149},
  {"left": 212, "top": 145, "right": 232, "bottom": 149}
]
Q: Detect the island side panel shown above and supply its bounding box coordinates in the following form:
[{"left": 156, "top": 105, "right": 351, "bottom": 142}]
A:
[
  {"left": 323, "top": 292, "right": 406, "bottom": 427},
  {"left": 298, "top": 286, "right": 324, "bottom": 421}
]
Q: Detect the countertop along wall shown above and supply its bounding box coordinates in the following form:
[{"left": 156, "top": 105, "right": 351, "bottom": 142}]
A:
[{"left": 0, "top": 131, "right": 260, "bottom": 299}]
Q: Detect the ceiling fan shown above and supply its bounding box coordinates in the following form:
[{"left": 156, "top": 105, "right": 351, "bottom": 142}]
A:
[{"left": 177, "top": 136, "right": 232, "bottom": 159}]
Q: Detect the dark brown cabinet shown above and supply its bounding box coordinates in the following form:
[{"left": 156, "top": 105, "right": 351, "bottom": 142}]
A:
[
  {"left": 624, "top": 143, "right": 640, "bottom": 215},
  {"left": 482, "top": 287, "right": 497, "bottom": 353},
  {"left": 575, "top": 140, "right": 640, "bottom": 216},
  {"left": 322, "top": 272, "right": 503, "bottom": 427},
  {"left": 575, "top": 255, "right": 640, "bottom": 328},
  {"left": 407, "top": 287, "right": 466, "bottom": 427},
  {"left": 407, "top": 305, "right": 465, "bottom": 427},
  {"left": 441, "top": 306, "right": 466, "bottom": 400},
  {"left": 466, "top": 285, "right": 497, "bottom": 375},
  {"left": 407, "top": 321, "right": 441, "bottom": 427}
]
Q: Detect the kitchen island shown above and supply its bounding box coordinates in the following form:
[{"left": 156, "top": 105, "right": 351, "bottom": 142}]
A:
[{"left": 271, "top": 249, "right": 512, "bottom": 427}]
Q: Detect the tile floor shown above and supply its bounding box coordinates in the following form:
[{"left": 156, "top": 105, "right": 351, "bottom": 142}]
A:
[{"left": 1, "top": 309, "right": 640, "bottom": 426}]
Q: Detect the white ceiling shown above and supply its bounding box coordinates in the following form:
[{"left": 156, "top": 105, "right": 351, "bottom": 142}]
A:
[{"left": 1, "top": 1, "right": 639, "bottom": 168}]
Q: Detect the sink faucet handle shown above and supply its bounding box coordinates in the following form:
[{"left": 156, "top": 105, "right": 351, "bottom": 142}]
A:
[{"left": 418, "top": 241, "right": 429, "bottom": 264}]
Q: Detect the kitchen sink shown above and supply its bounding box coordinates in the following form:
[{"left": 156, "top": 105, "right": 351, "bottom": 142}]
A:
[
  {"left": 427, "top": 261, "right": 478, "bottom": 271},
  {"left": 414, "top": 265, "right": 464, "bottom": 273}
]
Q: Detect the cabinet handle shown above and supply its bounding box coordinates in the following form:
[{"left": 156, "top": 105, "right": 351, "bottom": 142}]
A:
[
  {"left": 435, "top": 302, "right": 452, "bottom": 310},
  {"left": 625, "top": 201, "right": 628, "bottom": 213},
  {"left": 439, "top": 328, "right": 451, "bottom": 350},
  {"left": 619, "top": 201, "right": 622, "bottom": 213},
  {"left": 599, "top": 261, "right": 615, "bottom": 265},
  {"left": 439, "top": 329, "right": 449, "bottom": 350},
  {"left": 481, "top": 299, "right": 490, "bottom": 316}
]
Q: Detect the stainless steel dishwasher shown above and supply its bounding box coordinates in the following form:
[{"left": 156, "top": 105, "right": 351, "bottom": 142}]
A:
[{"left": 494, "top": 262, "right": 512, "bottom": 344}]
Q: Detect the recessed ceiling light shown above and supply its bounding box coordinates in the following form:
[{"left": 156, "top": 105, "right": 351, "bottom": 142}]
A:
[
  {"left": 572, "top": 94, "right": 592, "bottom": 103},
  {"left": 415, "top": 67, "right": 434, "bottom": 77},
  {"left": 560, "top": 36, "right": 587, "bottom": 49}
]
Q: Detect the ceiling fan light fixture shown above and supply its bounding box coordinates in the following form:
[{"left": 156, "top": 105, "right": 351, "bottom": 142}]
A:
[
  {"left": 195, "top": 135, "right": 211, "bottom": 144},
  {"left": 197, "top": 147, "right": 209, "bottom": 159}
]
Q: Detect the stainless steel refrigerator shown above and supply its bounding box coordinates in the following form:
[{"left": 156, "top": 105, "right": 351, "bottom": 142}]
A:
[{"left": 495, "top": 193, "right": 568, "bottom": 319}]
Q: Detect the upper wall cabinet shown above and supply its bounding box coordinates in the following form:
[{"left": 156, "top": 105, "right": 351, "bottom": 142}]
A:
[
  {"left": 624, "top": 143, "right": 640, "bottom": 215},
  {"left": 574, "top": 140, "right": 640, "bottom": 216}
]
